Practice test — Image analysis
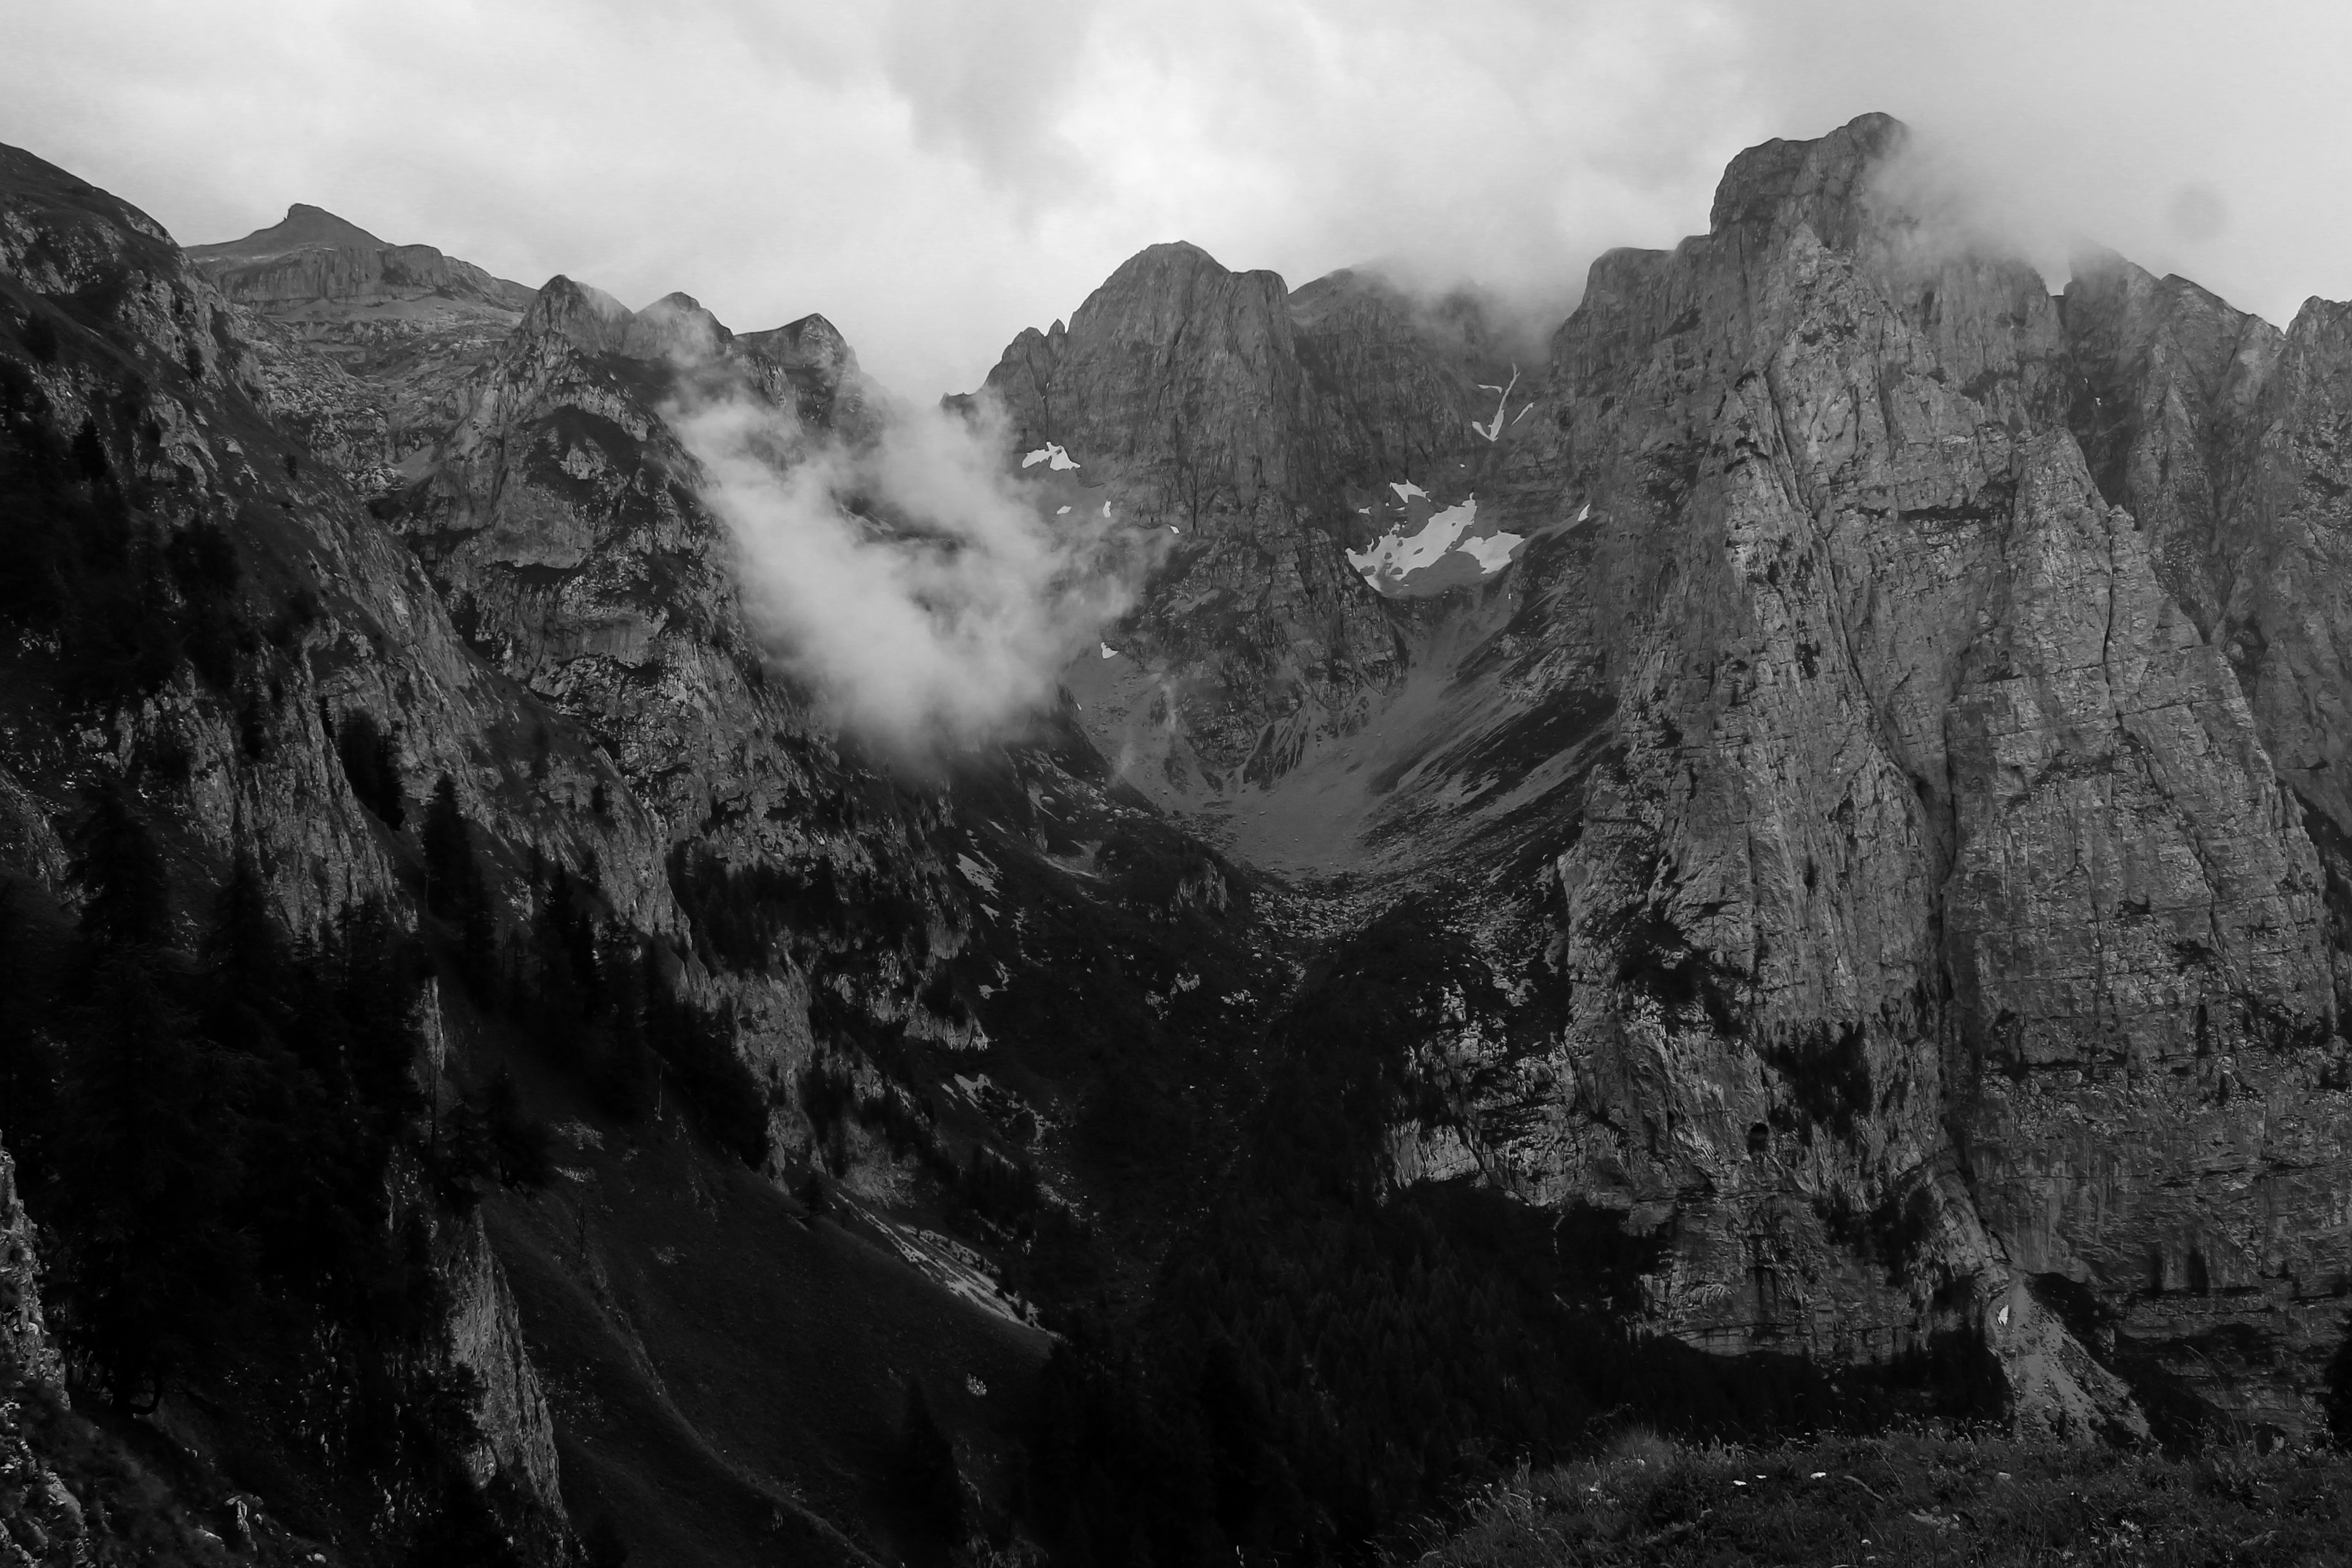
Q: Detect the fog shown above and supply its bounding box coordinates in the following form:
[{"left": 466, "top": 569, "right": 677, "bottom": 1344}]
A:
[
  {"left": 667, "top": 377, "right": 1145, "bottom": 753},
  {"left": 5, "top": 0, "right": 2346, "bottom": 397}
]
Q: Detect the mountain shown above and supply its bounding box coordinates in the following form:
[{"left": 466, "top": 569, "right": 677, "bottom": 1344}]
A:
[
  {"left": 981, "top": 111, "right": 2352, "bottom": 1451},
  {"left": 189, "top": 203, "right": 539, "bottom": 494},
  {"left": 4, "top": 108, "right": 2352, "bottom": 1568}
]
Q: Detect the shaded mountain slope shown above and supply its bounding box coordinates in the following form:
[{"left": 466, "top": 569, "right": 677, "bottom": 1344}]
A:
[{"left": 0, "top": 142, "right": 1111, "bottom": 1567}]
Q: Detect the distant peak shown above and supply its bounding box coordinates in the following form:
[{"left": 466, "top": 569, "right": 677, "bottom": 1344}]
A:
[
  {"left": 189, "top": 202, "right": 389, "bottom": 260},
  {"left": 741, "top": 313, "right": 859, "bottom": 380}
]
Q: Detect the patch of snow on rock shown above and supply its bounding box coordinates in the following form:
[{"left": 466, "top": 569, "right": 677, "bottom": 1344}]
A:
[
  {"left": 1389, "top": 480, "right": 1429, "bottom": 502},
  {"left": 955, "top": 852, "right": 1001, "bottom": 895},
  {"left": 1056, "top": 505, "right": 1071, "bottom": 515},
  {"left": 1470, "top": 365, "right": 1520, "bottom": 442},
  {"left": 1100, "top": 643, "right": 1119, "bottom": 660},
  {"left": 1458, "top": 529, "right": 1524, "bottom": 574},
  {"left": 1021, "top": 442, "right": 1081, "bottom": 471},
  {"left": 1349, "top": 496, "right": 1482, "bottom": 582},
  {"left": 1346, "top": 495, "right": 1527, "bottom": 596}
]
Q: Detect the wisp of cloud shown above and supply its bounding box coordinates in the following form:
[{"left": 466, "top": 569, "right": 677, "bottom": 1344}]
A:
[{"left": 667, "top": 379, "right": 1140, "bottom": 756}]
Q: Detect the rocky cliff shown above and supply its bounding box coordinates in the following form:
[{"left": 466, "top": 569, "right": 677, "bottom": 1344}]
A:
[
  {"left": 961, "top": 113, "right": 2352, "bottom": 1440},
  {"left": 975, "top": 242, "right": 1524, "bottom": 801},
  {"left": 190, "top": 203, "right": 538, "bottom": 493},
  {"left": 0, "top": 141, "right": 598, "bottom": 1560},
  {"left": 1011, "top": 112, "right": 2352, "bottom": 1438}
]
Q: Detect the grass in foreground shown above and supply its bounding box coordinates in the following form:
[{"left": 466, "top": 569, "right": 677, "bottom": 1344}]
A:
[{"left": 1407, "top": 1429, "right": 2352, "bottom": 1567}]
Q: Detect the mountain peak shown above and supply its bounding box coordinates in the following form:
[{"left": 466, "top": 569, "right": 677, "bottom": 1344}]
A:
[
  {"left": 1707, "top": 109, "right": 1908, "bottom": 247},
  {"left": 189, "top": 201, "right": 389, "bottom": 260}
]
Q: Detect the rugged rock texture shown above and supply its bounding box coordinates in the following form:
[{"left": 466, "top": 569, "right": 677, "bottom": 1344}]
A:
[
  {"left": 0, "top": 1141, "right": 56, "bottom": 1395},
  {"left": 0, "top": 142, "right": 606, "bottom": 1554},
  {"left": 1390, "top": 115, "right": 2349, "bottom": 1435},
  {"left": 190, "top": 203, "right": 537, "bottom": 492},
  {"left": 974, "top": 244, "right": 1521, "bottom": 798},
  {"left": 983, "top": 114, "right": 2352, "bottom": 1437},
  {"left": 391, "top": 271, "right": 971, "bottom": 1161},
  {"left": 441, "top": 1210, "right": 565, "bottom": 1507}
]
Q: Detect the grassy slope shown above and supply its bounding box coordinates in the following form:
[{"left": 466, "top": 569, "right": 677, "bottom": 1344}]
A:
[{"left": 1414, "top": 1430, "right": 2352, "bottom": 1568}]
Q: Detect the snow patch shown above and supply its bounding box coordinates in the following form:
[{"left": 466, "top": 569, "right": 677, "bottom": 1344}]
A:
[
  {"left": 1470, "top": 365, "right": 1520, "bottom": 443},
  {"left": 1389, "top": 480, "right": 1429, "bottom": 502},
  {"left": 1457, "top": 529, "right": 1523, "bottom": 573},
  {"left": 1021, "top": 442, "right": 1081, "bottom": 471},
  {"left": 1056, "top": 505, "right": 1071, "bottom": 515},
  {"left": 955, "top": 852, "right": 1001, "bottom": 895},
  {"left": 1346, "top": 495, "right": 1525, "bottom": 596},
  {"left": 1099, "top": 642, "right": 1119, "bottom": 660}
]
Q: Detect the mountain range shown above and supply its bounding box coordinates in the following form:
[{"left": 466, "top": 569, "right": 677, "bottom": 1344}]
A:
[{"left": 1, "top": 111, "right": 2350, "bottom": 1566}]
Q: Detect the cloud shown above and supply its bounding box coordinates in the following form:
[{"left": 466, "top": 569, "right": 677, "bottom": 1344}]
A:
[
  {"left": 5, "top": 0, "right": 2350, "bottom": 402},
  {"left": 666, "top": 375, "right": 1143, "bottom": 756}
]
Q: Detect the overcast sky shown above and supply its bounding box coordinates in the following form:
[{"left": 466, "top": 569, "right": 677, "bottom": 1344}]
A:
[{"left": 4, "top": 0, "right": 2344, "bottom": 398}]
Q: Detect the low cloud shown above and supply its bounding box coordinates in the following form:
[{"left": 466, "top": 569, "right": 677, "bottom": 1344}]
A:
[{"left": 667, "top": 378, "right": 1144, "bottom": 756}]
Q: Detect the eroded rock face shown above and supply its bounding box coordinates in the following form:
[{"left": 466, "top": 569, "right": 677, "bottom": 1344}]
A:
[
  {"left": 0, "top": 1139, "right": 58, "bottom": 1395},
  {"left": 969, "top": 243, "right": 1520, "bottom": 797},
  {"left": 1444, "top": 114, "right": 2348, "bottom": 1434},
  {"left": 396, "top": 273, "right": 969, "bottom": 1158},
  {"left": 190, "top": 203, "right": 539, "bottom": 492},
  {"left": 0, "top": 143, "right": 605, "bottom": 1543},
  {"left": 973, "top": 113, "right": 2352, "bottom": 1435}
]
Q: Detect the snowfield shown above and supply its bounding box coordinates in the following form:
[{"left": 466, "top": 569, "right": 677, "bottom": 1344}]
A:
[{"left": 1345, "top": 494, "right": 1525, "bottom": 598}]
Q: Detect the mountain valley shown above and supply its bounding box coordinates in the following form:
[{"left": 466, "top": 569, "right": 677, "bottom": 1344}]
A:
[{"left": 2, "top": 111, "right": 2352, "bottom": 1566}]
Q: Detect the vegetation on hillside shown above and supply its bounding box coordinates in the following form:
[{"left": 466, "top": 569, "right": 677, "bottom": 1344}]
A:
[
  {"left": 1412, "top": 1428, "right": 2352, "bottom": 1568},
  {"left": 0, "top": 788, "right": 535, "bottom": 1564},
  {"left": 1017, "top": 904, "right": 2002, "bottom": 1567}
]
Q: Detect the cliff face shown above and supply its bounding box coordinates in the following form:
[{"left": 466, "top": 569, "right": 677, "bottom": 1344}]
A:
[
  {"left": 0, "top": 1139, "right": 57, "bottom": 1394},
  {"left": 388, "top": 273, "right": 970, "bottom": 1164},
  {"left": 190, "top": 203, "right": 538, "bottom": 493},
  {"left": 0, "top": 143, "right": 588, "bottom": 1553},
  {"left": 1446, "top": 115, "right": 2348, "bottom": 1434},
  {"left": 977, "top": 114, "right": 2352, "bottom": 1437},
  {"left": 975, "top": 243, "right": 1522, "bottom": 798}
]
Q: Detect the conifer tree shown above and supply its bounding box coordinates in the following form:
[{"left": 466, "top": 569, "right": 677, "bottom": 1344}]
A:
[
  {"left": 50, "top": 789, "right": 250, "bottom": 1404},
  {"left": 0, "top": 882, "right": 57, "bottom": 1179},
  {"left": 421, "top": 774, "right": 495, "bottom": 993},
  {"left": 67, "top": 779, "right": 169, "bottom": 952}
]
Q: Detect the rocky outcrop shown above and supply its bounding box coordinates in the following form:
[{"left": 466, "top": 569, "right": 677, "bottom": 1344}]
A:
[
  {"left": 190, "top": 203, "right": 538, "bottom": 493},
  {"left": 441, "top": 1208, "right": 565, "bottom": 1510},
  {"left": 0, "top": 1140, "right": 57, "bottom": 1397}
]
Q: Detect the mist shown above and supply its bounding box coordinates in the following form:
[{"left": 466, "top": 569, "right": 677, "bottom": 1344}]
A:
[{"left": 667, "top": 379, "right": 1144, "bottom": 756}]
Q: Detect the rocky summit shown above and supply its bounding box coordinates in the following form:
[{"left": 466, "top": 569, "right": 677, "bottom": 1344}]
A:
[{"left": 0, "top": 111, "right": 2350, "bottom": 1567}]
